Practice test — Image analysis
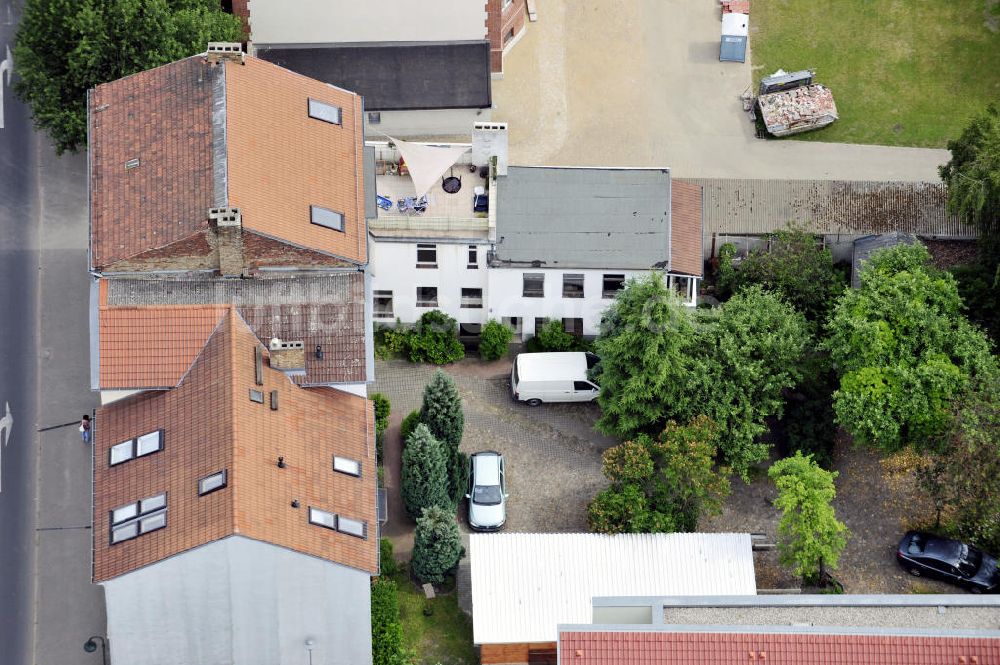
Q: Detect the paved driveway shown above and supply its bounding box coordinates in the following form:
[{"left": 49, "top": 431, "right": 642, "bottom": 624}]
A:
[{"left": 493, "top": 0, "right": 948, "bottom": 181}]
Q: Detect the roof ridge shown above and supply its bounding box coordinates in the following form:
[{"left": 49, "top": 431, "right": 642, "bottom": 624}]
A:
[{"left": 173, "top": 307, "right": 231, "bottom": 388}]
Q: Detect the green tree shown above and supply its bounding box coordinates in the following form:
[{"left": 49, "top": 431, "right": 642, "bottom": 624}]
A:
[
  {"left": 587, "top": 417, "right": 730, "bottom": 534},
  {"left": 400, "top": 424, "right": 450, "bottom": 519},
  {"left": 420, "top": 370, "right": 465, "bottom": 503},
  {"left": 371, "top": 393, "right": 391, "bottom": 435},
  {"left": 14, "top": 0, "right": 243, "bottom": 154},
  {"left": 411, "top": 505, "right": 463, "bottom": 585},
  {"left": 406, "top": 310, "right": 464, "bottom": 364},
  {"left": 379, "top": 537, "right": 398, "bottom": 578},
  {"left": 694, "top": 286, "right": 811, "bottom": 479},
  {"left": 722, "top": 227, "right": 847, "bottom": 322},
  {"left": 825, "top": 243, "right": 997, "bottom": 453},
  {"left": 533, "top": 319, "right": 575, "bottom": 351},
  {"left": 591, "top": 273, "right": 701, "bottom": 439},
  {"left": 940, "top": 104, "right": 1000, "bottom": 248},
  {"left": 479, "top": 319, "right": 513, "bottom": 361},
  {"left": 399, "top": 409, "right": 421, "bottom": 444},
  {"left": 371, "top": 579, "right": 407, "bottom": 665},
  {"left": 768, "top": 452, "right": 849, "bottom": 583}
]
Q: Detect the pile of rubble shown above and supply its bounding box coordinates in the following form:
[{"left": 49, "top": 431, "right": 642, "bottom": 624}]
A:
[{"left": 757, "top": 84, "right": 839, "bottom": 136}]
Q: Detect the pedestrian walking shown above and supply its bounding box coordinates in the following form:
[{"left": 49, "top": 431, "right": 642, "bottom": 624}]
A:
[{"left": 80, "top": 414, "right": 91, "bottom": 443}]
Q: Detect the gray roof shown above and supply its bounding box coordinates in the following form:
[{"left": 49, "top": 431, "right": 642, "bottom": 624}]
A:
[
  {"left": 256, "top": 41, "right": 492, "bottom": 111},
  {"left": 851, "top": 231, "right": 917, "bottom": 288},
  {"left": 495, "top": 167, "right": 672, "bottom": 270}
]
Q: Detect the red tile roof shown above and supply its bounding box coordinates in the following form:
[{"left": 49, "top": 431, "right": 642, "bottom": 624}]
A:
[
  {"left": 671, "top": 181, "right": 703, "bottom": 276},
  {"left": 559, "top": 630, "right": 1000, "bottom": 664},
  {"left": 93, "top": 308, "right": 377, "bottom": 582},
  {"left": 89, "top": 53, "right": 367, "bottom": 272}
]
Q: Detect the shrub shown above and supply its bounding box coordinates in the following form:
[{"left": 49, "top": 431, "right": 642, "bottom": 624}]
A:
[
  {"left": 374, "top": 320, "right": 411, "bottom": 360},
  {"left": 379, "top": 538, "right": 398, "bottom": 578},
  {"left": 531, "top": 319, "right": 576, "bottom": 352},
  {"left": 371, "top": 579, "right": 406, "bottom": 665},
  {"left": 372, "top": 393, "right": 391, "bottom": 435},
  {"left": 715, "top": 243, "right": 738, "bottom": 298},
  {"left": 400, "top": 424, "right": 451, "bottom": 519},
  {"left": 479, "top": 319, "right": 513, "bottom": 361},
  {"left": 400, "top": 409, "right": 422, "bottom": 444},
  {"left": 407, "top": 310, "right": 465, "bottom": 364},
  {"left": 411, "top": 505, "right": 464, "bottom": 585}
]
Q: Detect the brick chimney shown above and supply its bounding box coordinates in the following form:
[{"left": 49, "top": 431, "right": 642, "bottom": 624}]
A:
[
  {"left": 268, "top": 338, "right": 306, "bottom": 376},
  {"left": 209, "top": 207, "right": 246, "bottom": 277},
  {"left": 206, "top": 42, "right": 245, "bottom": 65}
]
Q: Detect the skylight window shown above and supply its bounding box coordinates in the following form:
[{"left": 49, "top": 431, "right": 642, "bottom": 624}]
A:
[
  {"left": 109, "top": 430, "right": 163, "bottom": 466},
  {"left": 308, "top": 99, "right": 342, "bottom": 125},
  {"left": 310, "top": 205, "right": 345, "bottom": 232},
  {"left": 333, "top": 456, "right": 362, "bottom": 477},
  {"left": 110, "top": 492, "right": 167, "bottom": 544},
  {"left": 337, "top": 516, "right": 366, "bottom": 539},
  {"left": 198, "top": 470, "right": 228, "bottom": 496},
  {"left": 309, "top": 507, "right": 336, "bottom": 530}
]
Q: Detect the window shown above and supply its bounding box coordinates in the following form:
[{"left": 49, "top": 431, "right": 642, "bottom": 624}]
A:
[
  {"left": 504, "top": 26, "right": 516, "bottom": 44},
  {"left": 562, "top": 273, "right": 585, "bottom": 298},
  {"left": 563, "top": 317, "right": 584, "bottom": 337},
  {"left": 368, "top": 111, "right": 381, "bottom": 125},
  {"left": 124, "top": 158, "right": 140, "bottom": 170},
  {"left": 373, "top": 290, "right": 394, "bottom": 318},
  {"left": 249, "top": 389, "right": 265, "bottom": 404},
  {"left": 333, "top": 456, "right": 362, "bottom": 477},
  {"left": 109, "top": 430, "right": 163, "bottom": 466},
  {"left": 198, "top": 470, "right": 228, "bottom": 496},
  {"left": 416, "top": 244, "right": 437, "bottom": 268},
  {"left": 574, "top": 381, "right": 597, "bottom": 391},
  {"left": 523, "top": 273, "right": 544, "bottom": 298},
  {"left": 337, "top": 516, "right": 367, "bottom": 539},
  {"left": 502, "top": 0, "right": 513, "bottom": 8},
  {"left": 534, "top": 318, "right": 550, "bottom": 335},
  {"left": 310, "top": 205, "right": 344, "bottom": 232},
  {"left": 110, "top": 492, "right": 167, "bottom": 544},
  {"left": 602, "top": 274, "right": 625, "bottom": 298},
  {"left": 308, "top": 98, "right": 342, "bottom": 125},
  {"left": 309, "top": 507, "right": 336, "bottom": 529},
  {"left": 467, "top": 245, "right": 478, "bottom": 269},
  {"left": 461, "top": 288, "right": 483, "bottom": 309},
  {"left": 416, "top": 287, "right": 438, "bottom": 307}
]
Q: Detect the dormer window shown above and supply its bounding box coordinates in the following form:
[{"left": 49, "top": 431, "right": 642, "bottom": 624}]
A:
[
  {"left": 308, "top": 99, "right": 342, "bottom": 125},
  {"left": 109, "top": 429, "right": 164, "bottom": 466},
  {"left": 110, "top": 492, "right": 167, "bottom": 544}
]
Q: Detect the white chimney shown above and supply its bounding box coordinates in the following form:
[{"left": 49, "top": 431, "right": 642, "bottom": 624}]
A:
[
  {"left": 472, "top": 122, "right": 509, "bottom": 176},
  {"left": 206, "top": 42, "right": 245, "bottom": 65}
]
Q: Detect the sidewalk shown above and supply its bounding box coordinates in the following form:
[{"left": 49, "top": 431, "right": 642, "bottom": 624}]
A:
[{"left": 33, "top": 147, "right": 106, "bottom": 664}]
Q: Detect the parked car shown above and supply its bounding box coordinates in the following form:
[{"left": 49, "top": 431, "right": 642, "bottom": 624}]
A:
[
  {"left": 466, "top": 451, "right": 507, "bottom": 531},
  {"left": 896, "top": 531, "right": 999, "bottom": 593},
  {"left": 511, "top": 352, "right": 600, "bottom": 406}
]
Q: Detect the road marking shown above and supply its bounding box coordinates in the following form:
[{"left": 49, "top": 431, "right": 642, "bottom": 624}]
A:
[
  {"left": 0, "top": 45, "right": 11, "bottom": 130},
  {"left": 0, "top": 401, "right": 13, "bottom": 493}
]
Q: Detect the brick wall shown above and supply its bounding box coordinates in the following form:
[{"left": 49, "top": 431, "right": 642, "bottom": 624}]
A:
[
  {"left": 486, "top": 0, "right": 528, "bottom": 74},
  {"left": 242, "top": 231, "right": 357, "bottom": 271}
]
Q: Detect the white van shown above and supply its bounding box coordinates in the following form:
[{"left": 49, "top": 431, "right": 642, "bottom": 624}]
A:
[{"left": 511, "top": 352, "right": 600, "bottom": 405}]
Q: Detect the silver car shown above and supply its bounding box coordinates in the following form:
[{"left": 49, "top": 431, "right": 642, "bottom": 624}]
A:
[{"left": 466, "top": 451, "right": 507, "bottom": 531}]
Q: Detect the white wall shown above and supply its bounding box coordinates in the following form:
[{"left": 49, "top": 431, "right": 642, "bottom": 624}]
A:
[
  {"left": 249, "top": 0, "right": 487, "bottom": 45},
  {"left": 104, "top": 536, "right": 372, "bottom": 665},
  {"left": 487, "top": 268, "right": 653, "bottom": 337},
  {"left": 370, "top": 239, "right": 489, "bottom": 327},
  {"left": 365, "top": 108, "right": 491, "bottom": 140}
]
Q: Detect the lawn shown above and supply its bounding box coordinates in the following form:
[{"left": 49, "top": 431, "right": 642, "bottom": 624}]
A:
[
  {"left": 752, "top": 0, "right": 1000, "bottom": 147},
  {"left": 392, "top": 571, "right": 478, "bottom": 665}
]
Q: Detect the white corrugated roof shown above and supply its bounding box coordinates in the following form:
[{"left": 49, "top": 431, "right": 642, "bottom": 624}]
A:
[{"left": 470, "top": 532, "right": 755, "bottom": 645}]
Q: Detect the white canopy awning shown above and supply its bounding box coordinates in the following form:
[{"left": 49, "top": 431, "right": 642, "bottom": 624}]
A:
[{"left": 390, "top": 137, "right": 470, "bottom": 198}]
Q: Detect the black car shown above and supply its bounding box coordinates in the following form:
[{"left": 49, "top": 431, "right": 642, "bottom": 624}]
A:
[{"left": 896, "top": 531, "right": 999, "bottom": 593}]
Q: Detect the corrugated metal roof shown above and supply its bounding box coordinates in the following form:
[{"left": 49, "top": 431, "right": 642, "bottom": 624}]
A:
[
  {"left": 495, "top": 167, "right": 672, "bottom": 270},
  {"left": 682, "top": 178, "right": 974, "bottom": 238},
  {"left": 469, "top": 533, "right": 755, "bottom": 645},
  {"left": 851, "top": 232, "right": 917, "bottom": 288}
]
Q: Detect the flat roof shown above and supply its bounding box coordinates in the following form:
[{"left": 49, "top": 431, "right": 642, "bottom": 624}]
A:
[
  {"left": 256, "top": 41, "right": 492, "bottom": 111},
  {"left": 470, "top": 533, "right": 755, "bottom": 645},
  {"left": 495, "top": 167, "right": 672, "bottom": 270}
]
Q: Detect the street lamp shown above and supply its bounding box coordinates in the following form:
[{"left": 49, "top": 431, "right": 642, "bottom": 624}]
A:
[{"left": 83, "top": 635, "right": 109, "bottom": 665}]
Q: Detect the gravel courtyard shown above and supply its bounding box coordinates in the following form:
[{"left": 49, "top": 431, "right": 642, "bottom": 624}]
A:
[{"left": 376, "top": 357, "right": 956, "bottom": 596}]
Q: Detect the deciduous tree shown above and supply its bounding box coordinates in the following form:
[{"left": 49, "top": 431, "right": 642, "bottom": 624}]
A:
[
  {"left": 14, "top": 0, "right": 243, "bottom": 154},
  {"left": 768, "top": 452, "right": 849, "bottom": 583}
]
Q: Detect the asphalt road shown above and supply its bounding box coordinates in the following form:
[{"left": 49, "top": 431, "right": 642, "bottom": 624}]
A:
[{"left": 0, "top": 0, "right": 40, "bottom": 662}]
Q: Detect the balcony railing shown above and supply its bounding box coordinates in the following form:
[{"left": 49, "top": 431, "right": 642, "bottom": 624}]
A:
[{"left": 368, "top": 216, "right": 489, "bottom": 235}]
